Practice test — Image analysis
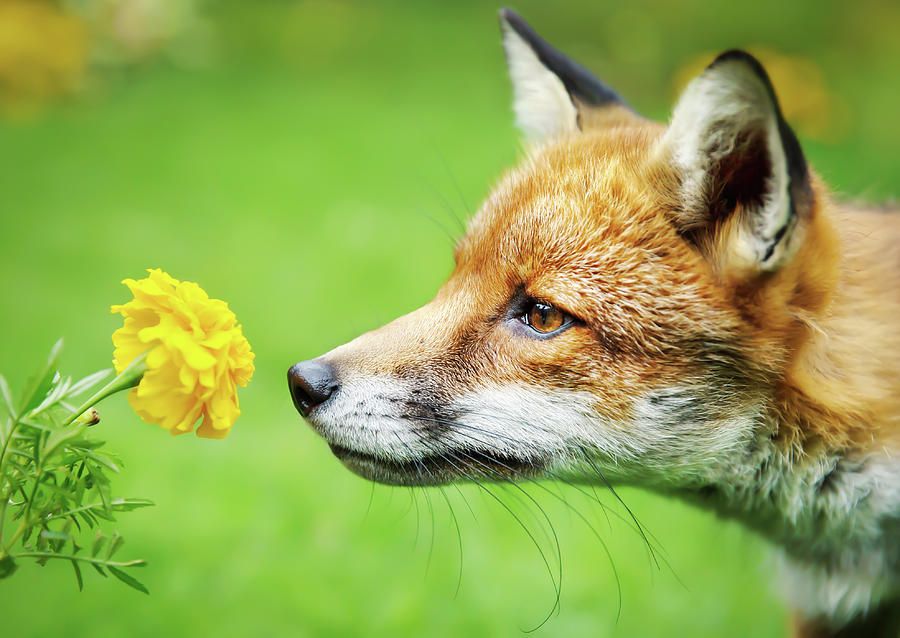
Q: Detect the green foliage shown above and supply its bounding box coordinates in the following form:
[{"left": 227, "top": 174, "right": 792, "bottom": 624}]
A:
[{"left": 0, "top": 341, "right": 153, "bottom": 594}]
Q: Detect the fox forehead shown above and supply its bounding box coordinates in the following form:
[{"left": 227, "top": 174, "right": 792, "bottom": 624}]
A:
[{"left": 448, "top": 126, "right": 739, "bottom": 354}]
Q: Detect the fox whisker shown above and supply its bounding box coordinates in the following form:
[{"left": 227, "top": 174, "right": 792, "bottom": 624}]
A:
[{"left": 408, "top": 428, "right": 563, "bottom": 631}]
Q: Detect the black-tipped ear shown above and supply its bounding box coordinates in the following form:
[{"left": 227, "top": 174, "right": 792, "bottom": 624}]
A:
[
  {"left": 663, "top": 50, "right": 813, "bottom": 273},
  {"left": 499, "top": 8, "right": 634, "bottom": 142}
]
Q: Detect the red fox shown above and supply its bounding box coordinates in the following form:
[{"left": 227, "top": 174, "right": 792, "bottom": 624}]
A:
[{"left": 288, "top": 9, "right": 900, "bottom": 637}]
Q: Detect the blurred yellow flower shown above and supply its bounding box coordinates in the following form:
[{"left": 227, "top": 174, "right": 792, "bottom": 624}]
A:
[
  {"left": 0, "top": 0, "right": 88, "bottom": 115},
  {"left": 111, "top": 269, "right": 254, "bottom": 439}
]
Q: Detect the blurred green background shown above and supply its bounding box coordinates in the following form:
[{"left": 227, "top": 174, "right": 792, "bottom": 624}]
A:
[{"left": 1, "top": 0, "right": 898, "bottom": 636}]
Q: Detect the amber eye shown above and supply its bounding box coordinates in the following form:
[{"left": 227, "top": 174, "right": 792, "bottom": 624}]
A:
[{"left": 525, "top": 302, "right": 566, "bottom": 334}]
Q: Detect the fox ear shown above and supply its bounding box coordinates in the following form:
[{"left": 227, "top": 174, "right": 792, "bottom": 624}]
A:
[
  {"left": 663, "top": 50, "right": 813, "bottom": 274},
  {"left": 499, "top": 8, "right": 634, "bottom": 143}
]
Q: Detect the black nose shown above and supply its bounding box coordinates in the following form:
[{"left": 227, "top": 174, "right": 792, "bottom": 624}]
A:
[{"left": 288, "top": 359, "right": 339, "bottom": 417}]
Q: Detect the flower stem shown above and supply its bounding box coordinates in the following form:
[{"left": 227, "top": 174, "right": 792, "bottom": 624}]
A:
[{"left": 63, "top": 353, "right": 148, "bottom": 427}]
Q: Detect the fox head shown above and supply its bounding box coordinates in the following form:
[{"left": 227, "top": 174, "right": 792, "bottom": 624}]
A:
[{"left": 288, "top": 9, "right": 838, "bottom": 491}]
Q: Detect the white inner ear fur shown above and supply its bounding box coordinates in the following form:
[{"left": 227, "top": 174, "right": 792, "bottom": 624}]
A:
[
  {"left": 500, "top": 19, "right": 578, "bottom": 143},
  {"left": 663, "top": 60, "right": 795, "bottom": 271}
]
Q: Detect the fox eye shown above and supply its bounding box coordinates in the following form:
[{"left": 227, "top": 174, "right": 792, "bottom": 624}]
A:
[{"left": 524, "top": 302, "right": 567, "bottom": 334}]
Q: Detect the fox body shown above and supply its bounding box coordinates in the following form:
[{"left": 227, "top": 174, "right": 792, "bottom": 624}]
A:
[{"left": 289, "top": 10, "right": 900, "bottom": 637}]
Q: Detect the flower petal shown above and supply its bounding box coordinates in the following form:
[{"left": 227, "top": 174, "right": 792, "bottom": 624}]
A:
[{"left": 111, "top": 269, "right": 254, "bottom": 438}]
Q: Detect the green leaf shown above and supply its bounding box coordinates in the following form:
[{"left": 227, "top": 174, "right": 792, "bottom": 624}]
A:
[
  {"left": 79, "top": 449, "right": 120, "bottom": 473},
  {"left": 68, "top": 515, "right": 82, "bottom": 534},
  {"left": 106, "top": 532, "right": 124, "bottom": 559},
  {"left": 19, "top": 340, "right": 63, "bottom": 415},
  {"left": 0, "top": 555, "right": 17, "bottom": 579},
  {"left": 86, "top": 461, "right": 111, "bottom": 486},
  {"left": 69, "top": 438, "right": 106, "bottom": 451},
  {"left": 68, "top": 370, "right": 113, "bottom": 398},
  {"left": 78, "top": 511, "right": 97, "bottom": 530},
  {"left": 92, "top": 508, "right": 116, "bottom": 523},
  {"left": 107, "top": 565, "right": 149, "bottom": 595},
  {"left": 111, "top": 498, "right": 154, "bottom": 512},
  {"left": 0, "top": 419, "right": 12, "bottom": 450},
  {"left": 17, "top": 418, "right": 54, "bottom": 432},
  {"left": 43, "top": 424, "right": 86, "bottom": 460},
  {"left": 92, "top": 532, "right": 107, "bottom": 558},
  {"left": 0, "top": 373, "right": 14, "bottom": 418},
  {"left": 90, "top": 562, "right": 107, "bottom": 578},
  {"left": 96, "top": 482, "right": 112, "bottom": 518},
  {"left": 30, "top": 376, "right": 72, "bottom": 415},
  {"left": 42, "top": 481, "right": 81, "bottom": 500},
  {"left": 71, "top": 559, "right": 84, "bottom": 591},
  {"left": 40, "top": 529, "right": 72, "bottom": 542}
]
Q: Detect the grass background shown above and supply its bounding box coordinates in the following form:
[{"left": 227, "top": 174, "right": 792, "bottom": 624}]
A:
[{"left": 1, "top": 1, "right": 898, "bottom": 636}]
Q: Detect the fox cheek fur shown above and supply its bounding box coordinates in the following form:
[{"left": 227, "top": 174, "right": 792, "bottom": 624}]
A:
[{"left": 289, "top": 8, "right": 900, "bottom": 637}]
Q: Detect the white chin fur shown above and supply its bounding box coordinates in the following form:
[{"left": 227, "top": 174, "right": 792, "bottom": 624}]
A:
[
  {"left": 311, "top": 376, "right": 759, "bottom": 487},
  {"left": 303, "top": 377, "right": 431, "bottom": 461},
  {"left": 308, "top": 375, "right": 900, "bottom": 624}
]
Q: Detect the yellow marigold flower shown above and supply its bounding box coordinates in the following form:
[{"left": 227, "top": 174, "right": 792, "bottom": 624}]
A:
[{"left": 110, "top": 269, "right": 254, "bottom": 439}]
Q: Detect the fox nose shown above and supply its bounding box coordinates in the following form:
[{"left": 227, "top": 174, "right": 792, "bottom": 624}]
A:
[{"left": 288, "top": 359, "right": 339, "bottom": 417}]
